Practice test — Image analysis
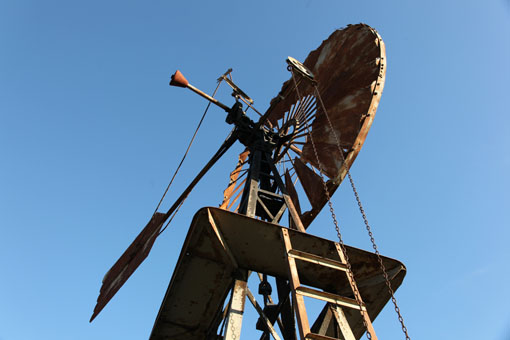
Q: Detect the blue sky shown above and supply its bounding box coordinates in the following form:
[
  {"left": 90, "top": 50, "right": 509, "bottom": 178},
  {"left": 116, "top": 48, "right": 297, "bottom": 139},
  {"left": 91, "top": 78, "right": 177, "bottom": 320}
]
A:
[{"left": 1, "top": 1, "right": 509, "bottom": 339}]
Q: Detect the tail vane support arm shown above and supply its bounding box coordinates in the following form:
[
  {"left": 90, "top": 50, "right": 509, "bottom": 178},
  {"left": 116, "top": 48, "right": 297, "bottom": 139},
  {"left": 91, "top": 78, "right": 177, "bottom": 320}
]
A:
[{"left": 90, "top": 133, "right": 238, "bottom": 322}]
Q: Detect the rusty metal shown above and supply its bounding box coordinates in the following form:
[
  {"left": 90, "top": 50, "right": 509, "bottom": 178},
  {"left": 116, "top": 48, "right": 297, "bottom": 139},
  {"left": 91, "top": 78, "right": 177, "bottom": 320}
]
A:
[
  {"left": 169, "top": 70, "right": 189, "bottom": 88},
  {"left": 92, "top": 23, "right": 407, "bottom": 340},
  {"left": 293, "top": 157, "right": 334, "bottom": 211},
  {"left": 285, "top": 170, "right": 302, "bottom": 231},
  {"left": 253, "top": 24, "right": 386, "bottom": 230},
  {"left": 90, "top": 134, "right": 237, "bottom": 321},
  {"left": 281, "top": 228, "right": 310, "bottom": 340},
  {"left": 155, "top": 79, "right": 222, "bottom": 215},
  {"left": 246, "top": 288, "right": 282, "bottom": 340},
  {"left": 90, "top": 212, "right": 166, "bottom": 322},
  {"left": 225, "top": 278, "right": 248, "bottom": 340},
  {"left": 171, "top": 70, "right": 231, "bottom": 111},
  {"left": 331, "top": 305, "right": 356, "bottom": 340},
  {"left": 289, "top": 64, "right": 377, "bottom": 339},
  {"left": 149, "top": 207, "right": 406, "bottom": 340},
  {"left": 220, "top": 149, "right": 250, "bottom": 210},
  {"left": 308, "top": 36, "right": 410, "bottom": 339},
  {"left": 221, "top": 75, "right": 254, "bottom": 104}
]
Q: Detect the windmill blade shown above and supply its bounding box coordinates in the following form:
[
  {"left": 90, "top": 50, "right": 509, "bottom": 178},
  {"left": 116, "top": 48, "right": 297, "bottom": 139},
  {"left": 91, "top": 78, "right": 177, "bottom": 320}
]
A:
[
  {"left": 90, "top": 133, "right": 237, "bottom": 321},
  {"left": 220, "top": 149, "right": 250, "bottom": 210}
]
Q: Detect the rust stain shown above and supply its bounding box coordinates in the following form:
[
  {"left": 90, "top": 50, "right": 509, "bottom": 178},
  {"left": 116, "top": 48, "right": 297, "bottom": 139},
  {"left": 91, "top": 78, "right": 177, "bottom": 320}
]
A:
[
  {"left": 293, "top": 158, "right": 333, "bottom": 211},
  {"left": 262, "top": 24, "right": 386, "bottom": 229}
]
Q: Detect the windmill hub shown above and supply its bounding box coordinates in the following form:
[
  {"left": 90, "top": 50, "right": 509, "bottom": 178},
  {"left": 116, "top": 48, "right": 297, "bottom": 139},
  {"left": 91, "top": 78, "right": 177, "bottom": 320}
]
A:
[{"left": 225, "top": 101, "right": 280, "bottom": 152}]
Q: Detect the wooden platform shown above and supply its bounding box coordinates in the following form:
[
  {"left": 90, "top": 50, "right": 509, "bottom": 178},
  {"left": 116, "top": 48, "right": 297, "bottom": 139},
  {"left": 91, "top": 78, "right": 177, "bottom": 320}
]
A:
[{"left": 150, "top": 207, "right": 406, "bottom": 340}]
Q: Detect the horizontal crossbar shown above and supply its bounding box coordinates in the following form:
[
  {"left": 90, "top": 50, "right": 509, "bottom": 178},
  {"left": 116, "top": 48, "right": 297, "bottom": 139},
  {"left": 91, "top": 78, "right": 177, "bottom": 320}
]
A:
[
  {"left": 288, "top": 249, "right": 348, "bottom": 272},
  {"left": 296, "top": 286, "right": 365, "bottom": 311}
]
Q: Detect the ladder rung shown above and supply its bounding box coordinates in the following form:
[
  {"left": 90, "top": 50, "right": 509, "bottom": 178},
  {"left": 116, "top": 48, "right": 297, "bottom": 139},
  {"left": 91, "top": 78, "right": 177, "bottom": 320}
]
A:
[
  {"left": 305, "top": 333, "right": 339, "bottom": 340},
  {"left": 288, "top": 249, "right": 348, "bottom": 272},
  {"left": 295, "top": 286, "right": 366, "bottom": 311}
]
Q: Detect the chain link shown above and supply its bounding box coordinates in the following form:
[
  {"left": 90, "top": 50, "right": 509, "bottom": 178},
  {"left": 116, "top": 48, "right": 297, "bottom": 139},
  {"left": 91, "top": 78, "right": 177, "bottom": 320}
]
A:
[
  {"left": 313, "top": 84, "right": 411, "bottom": 340},
  {"left": 228, "top": 299, "right": 237, "bottom": 340},
  {"left": 230, "top": 318, "right": 237, "bottom": 340},
  {"left": 289, "top": 68, "right": 372, "bottom": 340}
]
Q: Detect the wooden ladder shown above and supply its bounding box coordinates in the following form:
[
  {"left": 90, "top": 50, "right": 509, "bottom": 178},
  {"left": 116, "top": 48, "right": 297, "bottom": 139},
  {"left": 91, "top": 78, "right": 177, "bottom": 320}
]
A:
[{"left": 281, "top": 228, "right": 378, "bottom": 340}]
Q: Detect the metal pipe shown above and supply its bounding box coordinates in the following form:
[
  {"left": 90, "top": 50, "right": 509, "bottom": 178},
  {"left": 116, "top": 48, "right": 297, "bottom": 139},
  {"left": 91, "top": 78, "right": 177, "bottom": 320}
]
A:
[
  {"left": 187, "top": 83, "right": 230, "bottom": 112},
  {"left": 170, "top": 70, "right": 230, "bottom": 112}
]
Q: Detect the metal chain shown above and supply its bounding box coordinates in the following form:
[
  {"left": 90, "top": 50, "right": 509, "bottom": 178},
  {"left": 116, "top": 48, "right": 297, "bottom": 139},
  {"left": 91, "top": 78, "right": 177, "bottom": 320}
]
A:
[
  {"left": 289, "top": 68, "right": 372, "bottom": 340},
  {"left": 230, "top": 317, "right": 237, "bottom": 340},
  {"left": 227, "top": 295, "right": 238, "bottom": 340},
  {"left": 313, "top": 84, "right": 411, "bottom": 340}
]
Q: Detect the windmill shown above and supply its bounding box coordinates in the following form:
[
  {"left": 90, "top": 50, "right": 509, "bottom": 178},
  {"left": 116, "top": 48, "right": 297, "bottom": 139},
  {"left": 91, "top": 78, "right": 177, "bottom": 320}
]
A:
[{"left": 91, "top": 24, "right": 410, "bottom": 340}]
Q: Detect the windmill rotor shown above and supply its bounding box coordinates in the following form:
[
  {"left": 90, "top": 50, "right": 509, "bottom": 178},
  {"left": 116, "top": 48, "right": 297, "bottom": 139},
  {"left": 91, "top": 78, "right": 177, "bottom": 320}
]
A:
[{"left": 221, "top": 24, "right": 386, "bottom": 230}]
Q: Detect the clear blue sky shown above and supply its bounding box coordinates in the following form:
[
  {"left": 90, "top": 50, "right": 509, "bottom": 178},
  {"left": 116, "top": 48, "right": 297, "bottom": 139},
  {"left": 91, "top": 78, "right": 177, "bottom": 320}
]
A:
[{"left": 1, "top": 1, "right": 509, "bottom": 339}]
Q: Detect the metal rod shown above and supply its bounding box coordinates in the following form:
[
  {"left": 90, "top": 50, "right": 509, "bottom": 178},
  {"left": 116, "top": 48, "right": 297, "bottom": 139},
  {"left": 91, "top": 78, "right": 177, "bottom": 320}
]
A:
[
  {"left": 187, "top": 83, "right": 230, "bottom": 112},
  {"left": 162, "top": 134, "right": 237, "bottom": 221}
]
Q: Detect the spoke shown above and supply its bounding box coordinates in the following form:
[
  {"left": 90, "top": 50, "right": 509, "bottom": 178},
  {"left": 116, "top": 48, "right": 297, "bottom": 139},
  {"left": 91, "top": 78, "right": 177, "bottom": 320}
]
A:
[
  {"left": 290, "top": 132, "right": 310, "bottom": 140},
  {"left": 295, "top": 95, "right": 315, "bottom": 121},
  {"left": 297, "top": 107, "right": 317, "bottom": 128},
  {"left": 295, "top": 114, "right": 316, "bottom": 132},
  {"left": 285, "top": 150, "right": 296, "bottom": 167},
  {"left": 288, "top": 168, "right": 296, "bottom": 180},
  {"left": 300, "top": 98, "right": 317, "bottom": 120},
  {"left": 284, "top": 102, "right": 297, "bottom": 128},
  {"left": 288, "top": 103, "right": 297, "bottom": 122},
  {"left": 302, "top": 107, "right": 317, "bottom": 123},
  {"left": 229, "top": 169, "right": 248, "bottom": 185},
  {"left": 227, "top": 180, "right": 246, "bottom": 210},
  {"left": 289, "top": 144, "right": 302, "bottom": 155},
  {"left": 293, "top": 95, "right": 311, "bottom": 121},
  {"left": 292, "top": 95, "right": 311, "bottom": 121},
  {"left": 231, "top": 166, "right": 248, "bottom": 176},
  {"left": 291, "top": 99, "right": 304, "bottom": 121},
  {"left": 298, "top": 104, "right": 317, "bottom": 123},
  {"left": 274, "top": 119, "right": 280, "bottom": 130}
]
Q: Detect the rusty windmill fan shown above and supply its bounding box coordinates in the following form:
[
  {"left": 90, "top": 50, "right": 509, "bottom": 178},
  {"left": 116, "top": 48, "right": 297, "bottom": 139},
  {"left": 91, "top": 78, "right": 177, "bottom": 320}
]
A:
[
  {"left": 91, "top": 24, "right": 407, "bottom": 340},
  {"left": 220, "top": 24, "right": 386, "bottom": 229}
]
